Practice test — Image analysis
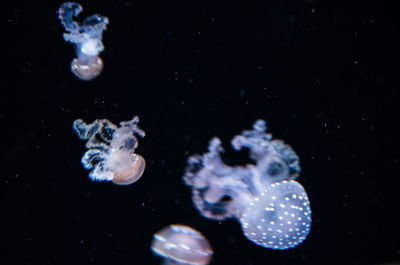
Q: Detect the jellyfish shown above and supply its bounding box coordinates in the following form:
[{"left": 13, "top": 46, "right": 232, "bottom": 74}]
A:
[
  {"left": 58, "top": 2, "right": 109, "bottom": 81},
  {"left": 183, "top": 120, "right": 311, "bottom": 249},
  {"left": 151, "top": 224, "right": 213, "bottom": 265},
  {"left": 73, "top": 116, "right": 146, "bottom": 185}
]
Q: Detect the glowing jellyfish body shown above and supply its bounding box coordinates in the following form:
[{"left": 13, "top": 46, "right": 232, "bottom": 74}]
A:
[
  {"left": 183, "top": 120, "right": 311, "bottom": 249},
  {"left": 73, "top": 116, "right": 146, "bottom": 185},
  {"left": 58, "top": 2, "right": 109, "bottom": 81},
  {"left": 151, "top": 224, "right": 213, "bottom": 265},
  {"left": 241, "top": 180, "right": 311, "bottom": 249}
]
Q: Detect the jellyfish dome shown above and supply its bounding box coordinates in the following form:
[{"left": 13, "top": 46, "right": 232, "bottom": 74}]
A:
[
  {"left": 240, "top": 180, "right": 311, "bottom": 249},
  {"left": 151, "top": 224, "right": 213, "bottom": 265}
]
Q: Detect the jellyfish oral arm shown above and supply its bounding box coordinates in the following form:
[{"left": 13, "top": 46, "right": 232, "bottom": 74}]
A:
[{"left": 58, "top": 2, "right": 82, "bottom": 33}]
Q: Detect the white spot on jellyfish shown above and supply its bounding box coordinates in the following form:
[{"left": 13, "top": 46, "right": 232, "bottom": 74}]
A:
[
  {"left": 58, "top": 2, "right": 109, "bottom": 81},
  {"left": 151, "top": 224, "right": 213, "bottom": 265},
  {"left": 73, "top": 116, "right": 146, "bottom": 185},
  {"left": 183, "top": 120, "right": 311, "bottom": 249}
]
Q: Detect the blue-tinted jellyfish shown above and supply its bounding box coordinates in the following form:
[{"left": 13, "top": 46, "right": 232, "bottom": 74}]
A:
[
  {"left": 73, "top": 116, "right": 146, "bottom": 185},
  {"left": 183, "top": 120, "right": 311, "bottom": 249},
  {"left": 58, "top": 2, "right": 109, "bottom": 81}
]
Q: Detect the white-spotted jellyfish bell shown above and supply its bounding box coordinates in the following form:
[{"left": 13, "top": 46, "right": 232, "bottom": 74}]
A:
[
  {"left": 73, "top": 116, "right": 146, "bottom": 185},
  {"left": 58, "top": 2, "right": 109, "bottom": 81},
  {"left": 183, "top": 120, "right": 311, "bottom": 249},
  {"left": 151, "top": 224, "right": 213, "bottom": 265}
]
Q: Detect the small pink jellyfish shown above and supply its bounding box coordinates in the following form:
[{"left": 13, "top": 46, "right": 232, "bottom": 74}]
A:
[
  {"left": 73, "top": 116, "right": 146, "bottom": 185},
  {"left": 58, "top": 2, "right": 109, "bottom": 81},
  {"left": 151, "top": 224, "right": 213, "bottom": 265}
]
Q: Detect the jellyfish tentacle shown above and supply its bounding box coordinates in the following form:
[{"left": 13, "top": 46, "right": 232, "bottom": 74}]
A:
[{"left": 58, "top": 2, "right": 82, "bottom": 33}]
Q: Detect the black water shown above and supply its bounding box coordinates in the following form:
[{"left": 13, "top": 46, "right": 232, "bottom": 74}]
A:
[{"left": 3, "top": 0, "right": 399, "bottom": 264}]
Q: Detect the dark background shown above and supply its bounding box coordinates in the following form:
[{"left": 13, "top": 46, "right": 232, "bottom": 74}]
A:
[{"left": 3, "top": 0, "right": 400, "bottom": 264}]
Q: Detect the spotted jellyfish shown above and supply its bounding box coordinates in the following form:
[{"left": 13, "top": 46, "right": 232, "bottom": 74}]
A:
[{"left": 183, "top": 120, "right": 311, "bottom": 249}]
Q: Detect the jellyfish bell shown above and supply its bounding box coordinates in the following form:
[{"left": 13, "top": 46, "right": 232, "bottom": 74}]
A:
[
  {"left": 151, "top": 224, "right": 213, "bottom": 265},
  {"left": 71, "top": 56, "right": 103, "bottom": 81},
  {"left": 110, "top": 153, "right": 146, "bottom": 185},
  {"left": 240, "top": 180, "right": 311, "bottom": 250}
]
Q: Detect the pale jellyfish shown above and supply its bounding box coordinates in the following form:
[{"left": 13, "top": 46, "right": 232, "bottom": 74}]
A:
[
  {"left": 183, "top": 120, "right": 311, "bottom": 249},
  {"left": 58, "top": 2, "right": 109, "bottom": 81},
  {"left": 73, "top": 116, "right": 146, "bottom": 185},
  {"left": 151, "top": 224, "right": 213, "bottom": 265}
]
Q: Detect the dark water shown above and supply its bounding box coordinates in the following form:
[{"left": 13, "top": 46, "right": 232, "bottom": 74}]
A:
[{"left": 3, "top": 0, "right": 399, "bottom": 264}]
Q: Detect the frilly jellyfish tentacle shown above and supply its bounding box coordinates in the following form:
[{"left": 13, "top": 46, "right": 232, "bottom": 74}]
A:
[
  {"left": 231, "top": 120, "right": 274, "bottom": 162},
  {"left": 111, "top": 116, "right": 145, "bottom": 154},
  {"left": 72, "top": 119, "right": 90, "bottom": 139},
  {"left": 89, "top": 162, "right": 114, "bottom": 181},
  {"left": 58, "top": 2, "right": 82, "bottom": 33},
  {"left": 270, "top": 140, "right": 301, "bottom": 179},
  {"left": 73, "top": 118, "right": 117, "bottom": 149},
  {"left": 203, "top": 138, "right": 233, "bottom": 174},
  {"left": 81, "top": 14, "right": 109, "bottom": 39},
  {"left": 81, "top": 149, "right": 107, "bottom": 169},
  {"left": 119, "top": 116, "right": 146, "bottom": 138},
  {"left": 253, "top": 119, "right": 268, "bottom": 132},
  {"left": 184, "top": 138, "right": 255, "bottom": 220},
  {"left": 230, "top": 121, "right": 301, "bottom": 183},
  {"left": 183, "top": 119, "right": 311, "bottom": 249},
  {"left": 184, "top": 138, "right": 231, "bottom": 187}
]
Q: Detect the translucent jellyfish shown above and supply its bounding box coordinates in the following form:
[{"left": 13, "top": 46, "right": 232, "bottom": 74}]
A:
[
  {"left": 183, "top": 120, "right": 311, "bottom": 249},
  {"left": 58, "top": 2, "right": 109, "bottom": 81},
  {"left": 73, "top": 116, "right": 146, "bottom": 185},
  {"left": 151, "top": 224, "right": 213, "bottom": 265}
]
